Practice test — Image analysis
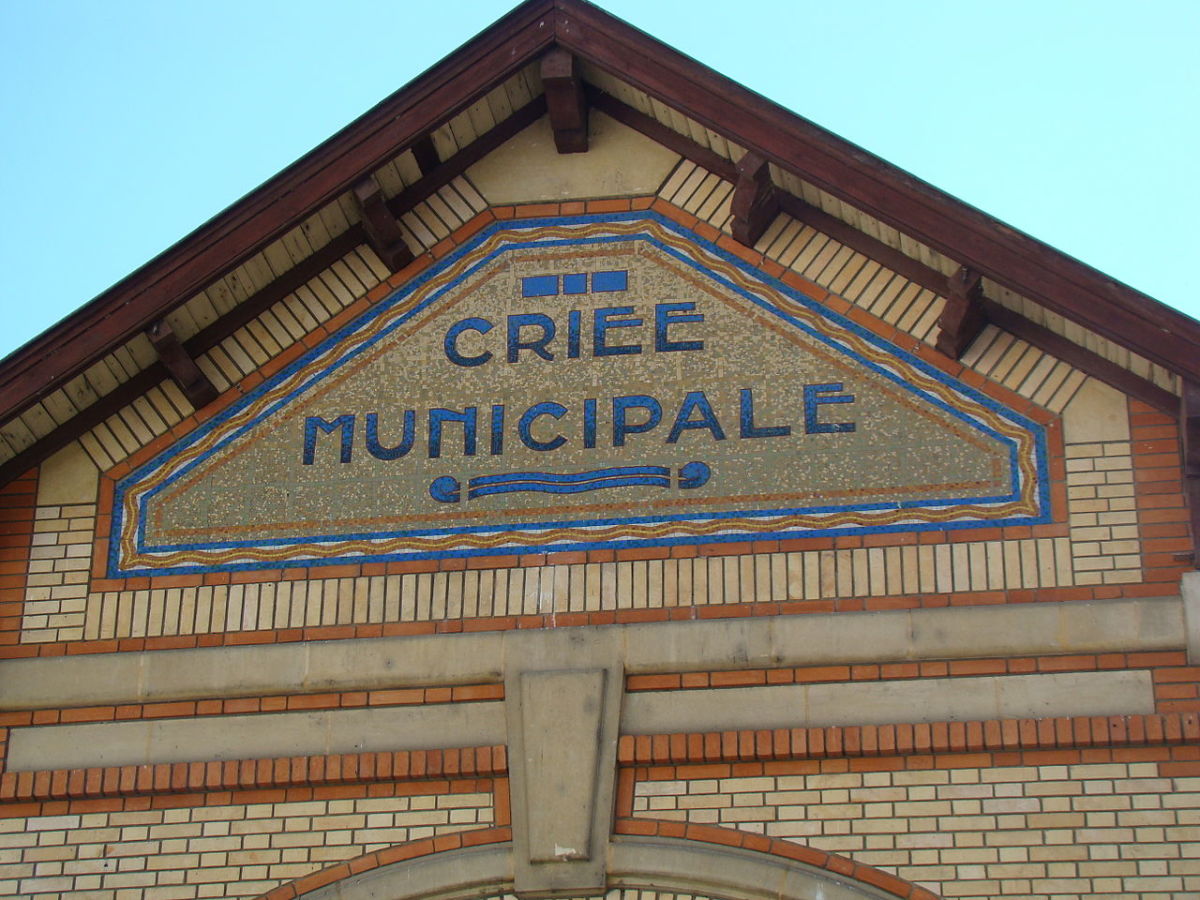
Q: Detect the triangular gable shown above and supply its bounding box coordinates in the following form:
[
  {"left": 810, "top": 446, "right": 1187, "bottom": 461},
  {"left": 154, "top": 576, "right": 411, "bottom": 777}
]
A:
[
  {"left": 0, "top": 0, "right": 1191, "bottom": 578},
  {"left": 0, "top": 0, "right": 1195, "bottom": 515}
]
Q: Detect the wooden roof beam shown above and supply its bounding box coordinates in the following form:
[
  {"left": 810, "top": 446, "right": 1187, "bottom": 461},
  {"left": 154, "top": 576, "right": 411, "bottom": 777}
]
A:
[
  {"left": 586, "top": 89, "right": 1177, "bottom": 415},
  {"left": 555, "top": 0, "right": 1200, "bottom": 382},
  {"left": 730, "top": 151, "right": 780, "bottom": 248},
  {"left": 410, "top": 134, "right": 441, "bottom": 175},
  {"left": 0, "top": 97, "right": 547, "bottom": 488},
  {"left": 0, "top": 228, "right": 366, "bottom": 488},
  {"left": 353, "top": 176, "right": 415, "bottom": 273},
  {"left": 1184, "top": 379, "right": 1200, "bottom": 568},
  {"left": 0, "top": 0, "right": 557, "bottom": 423},
  {"left": 146, "top": 320, "right": 217, "bottom": 410},
  {"left": 936, "top": 267, "right": 988, "bottom": 359},
  {"left": 541, "top": 47, "right": 588, "bottom": 153}
]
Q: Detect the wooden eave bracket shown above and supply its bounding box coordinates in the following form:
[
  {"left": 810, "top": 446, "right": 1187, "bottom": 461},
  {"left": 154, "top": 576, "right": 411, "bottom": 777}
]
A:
[
  {"left": 936, "top": 266, "right": 988, "bottom": 359},
  {"left": 1183, "top": 379, "right": 1200, "bottom": 568},
  {"left": 0, "top": 97, "right": 552, "bottom": 489},
  {"left": 730, "top": 151, "right": 780, "bottom": 248},
  {"left": 146, "top": 320, "right": 218, "bottom": 410},
  {"left": 541, "top": 47, "right": 588, "bottom": 153},
  {"left": 409, "top": 134, "right": 441, "bottom": 176},
  {"left": 353, "top": 175, "right": 415, "bottom": 272}
]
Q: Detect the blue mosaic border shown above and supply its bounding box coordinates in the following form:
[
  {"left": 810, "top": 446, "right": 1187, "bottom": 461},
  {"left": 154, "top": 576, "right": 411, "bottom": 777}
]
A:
[{"left": 109, "top": 212, "right": 1051, "bottom": 576}]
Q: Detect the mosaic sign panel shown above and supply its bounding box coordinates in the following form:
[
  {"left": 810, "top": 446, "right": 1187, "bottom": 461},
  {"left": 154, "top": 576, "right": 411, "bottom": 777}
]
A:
[{"left": 109, "top": 213, "right": 1049, "bottom": 575}]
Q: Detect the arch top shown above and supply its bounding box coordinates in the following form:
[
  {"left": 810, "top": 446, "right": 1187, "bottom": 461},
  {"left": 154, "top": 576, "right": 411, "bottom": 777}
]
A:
[{"left": 288, "top": 833, "right": 933, "bottom": 900}]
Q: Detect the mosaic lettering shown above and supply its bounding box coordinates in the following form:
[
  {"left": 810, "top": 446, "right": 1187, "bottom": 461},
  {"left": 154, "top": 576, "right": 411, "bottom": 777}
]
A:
[{"left": 108, "top": 213, "right": 1047, "bottom": 575}]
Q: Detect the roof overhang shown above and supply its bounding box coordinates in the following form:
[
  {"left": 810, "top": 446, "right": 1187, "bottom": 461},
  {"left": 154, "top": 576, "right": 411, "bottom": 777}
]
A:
[{"left": 2, "top": 0, "right": 1197, "bottom": 433}]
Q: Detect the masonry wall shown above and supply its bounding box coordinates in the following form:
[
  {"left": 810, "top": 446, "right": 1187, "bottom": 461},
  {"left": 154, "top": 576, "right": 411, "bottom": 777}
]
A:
[
  {"left": 629, "top": 750, "right": 1200, "bottom": 897},
  {"left": 1, "top": 783, "right": 494, "bottom": 899},
  {"left": 1, "top": 115, "right": 1197, "bottom": 900}
]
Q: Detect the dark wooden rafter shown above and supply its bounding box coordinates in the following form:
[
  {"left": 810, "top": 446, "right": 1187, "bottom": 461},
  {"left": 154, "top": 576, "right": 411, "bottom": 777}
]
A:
[
  {"left": 386, "top": 96, "right": 546, "bottom": 219},
  {"left": 409, "top": 134, "right": 441, "bottom": 175},
  {"left": 0, "top": 94, "right": 548, "bottom": 487},
  {"left": 593, "top": 89, "right": 1178, "bottom": 415},
  {"left": 0, "top": 226, "right": 366, "bottom": 487},
  {"left": 554, "top": 0, "right": 1200, "bottom": 383},
  {"left": 0, "top": 0, "right": 557, "bottom": 424},
  {"left": 353, "top": 175, "right": 415, "bottom": 272},
  {"left": 8, "top": 0, "right": 1196, "bottom": 438},
  {"left": 146, "top": 319, "right": 217, "bottom": 410},
  {"left": 540, "top": 47, "right": 588, "bottom": 153},
  {"left": 1183, "top": 379, "right": 1200, "bottom": 567},
  {"left": 730, "top": 151, "right": 780, "bottom": 248},
  {"left": 935, "top": 267, "right": 988, "bottom": 359}
]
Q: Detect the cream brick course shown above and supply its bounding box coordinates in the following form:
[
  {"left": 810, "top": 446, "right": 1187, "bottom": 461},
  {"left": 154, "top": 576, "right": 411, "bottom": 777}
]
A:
[
  {"left": 20, "top": 515, "right": 1123, "bottom": 643},
  {"left": 4, "top": 789, "right": 491, "bottom": 898},
  {"left": 634, "top": 760, "right": 1197, "bottom": 899}
]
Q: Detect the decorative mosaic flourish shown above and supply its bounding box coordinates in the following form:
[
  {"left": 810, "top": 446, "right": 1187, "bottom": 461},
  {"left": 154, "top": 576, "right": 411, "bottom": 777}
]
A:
[{"left": 109, "top": 213, "right": 1048, "bottom": 575}]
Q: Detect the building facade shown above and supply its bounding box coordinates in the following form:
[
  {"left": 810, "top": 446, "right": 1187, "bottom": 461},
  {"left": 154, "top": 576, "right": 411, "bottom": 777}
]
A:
[{"left": 1, "top": 3, "right": 1199, "bottom": 898}]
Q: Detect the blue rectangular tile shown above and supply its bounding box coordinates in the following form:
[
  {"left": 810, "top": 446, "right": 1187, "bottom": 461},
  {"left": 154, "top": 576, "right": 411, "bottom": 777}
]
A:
[
  {"left": 562, "top": 273, "right": 588, "bottom": 294},
  {"left": 591, "top": 270, "right": 628, "bottom": 293},
  {"left": 522, "top": 275, "right": 559, "bottom": 297}
]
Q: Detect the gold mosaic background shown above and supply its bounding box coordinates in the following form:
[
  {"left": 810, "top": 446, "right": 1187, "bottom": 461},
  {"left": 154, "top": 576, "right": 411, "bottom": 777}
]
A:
[{"left": 142, "top": 236, "right": 1010, "bottom": 548}]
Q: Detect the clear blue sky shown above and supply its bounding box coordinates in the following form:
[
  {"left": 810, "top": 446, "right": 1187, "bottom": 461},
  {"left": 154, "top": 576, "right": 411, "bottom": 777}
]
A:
[{"left": 1, "top": 1, "right": 1196, "bottom": 362}]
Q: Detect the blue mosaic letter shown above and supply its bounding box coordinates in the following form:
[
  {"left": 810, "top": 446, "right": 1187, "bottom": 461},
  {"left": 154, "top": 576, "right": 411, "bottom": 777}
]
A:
[
  {"left": 429, "top": 407, "right": 478, "bottom": 458},
  {"left": 302, "top": 415, "right": 355, "bottom": 465},
  {"left": 518, "top": 402, "right": 568, "bottom": 451},
  {"left": 655, "top": 302, "right": 704, "bottom": 353},
  {"left": 444, "top": 317, "right": 494, "bottom": 367},
  {"left": 667, "top": 391, "right": 726, "bottom": 443},
  {"left": 739, "top": 389, "right": 791, "bottom": 439},
  {"left": 593, "top": 306, "right": 643, "bottom": 357},
  {"left": 507, "top": 314, "right": 556, "bottom": 363},
  {"left": 612, "top": 395, "right": 662, "bottom": 446},
  {"left": 365, "top": 411, "right": 415, "bottom": 460},
  {"left": 804, "top": 383, "right": 857, "bottom": 434}
]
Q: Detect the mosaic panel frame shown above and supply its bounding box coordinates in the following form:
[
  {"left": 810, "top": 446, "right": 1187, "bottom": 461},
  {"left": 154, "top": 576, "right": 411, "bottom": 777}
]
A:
[{"left": 108, "top": 213, "right": 1050, "bottom": 576}]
